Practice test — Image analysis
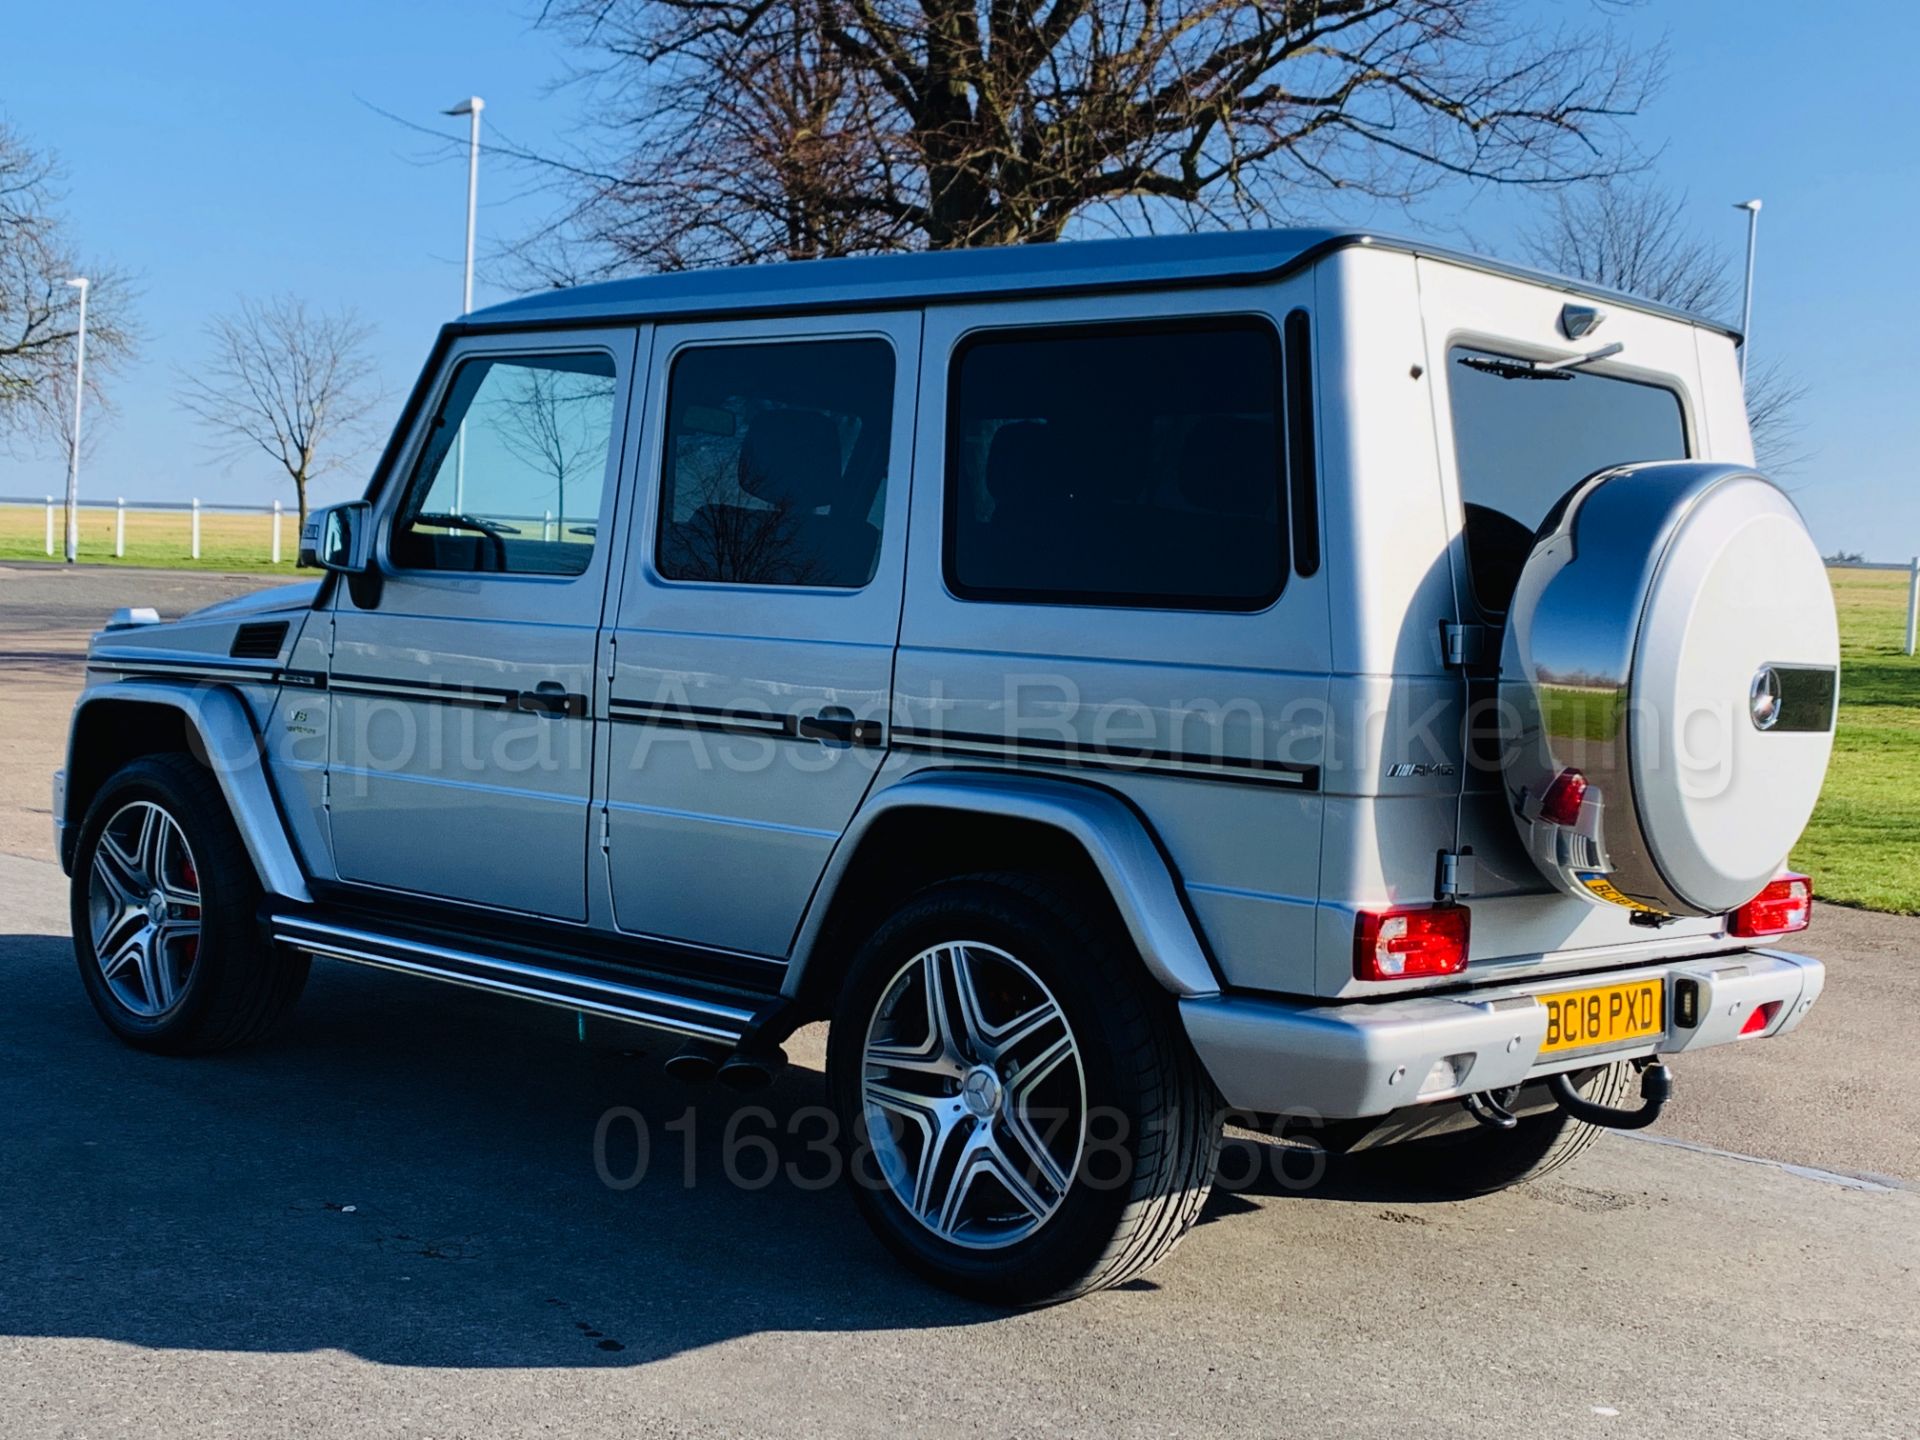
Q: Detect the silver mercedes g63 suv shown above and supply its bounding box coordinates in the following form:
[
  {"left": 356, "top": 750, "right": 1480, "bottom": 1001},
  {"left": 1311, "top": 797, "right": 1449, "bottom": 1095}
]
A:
[{"left": 56, "top": 229, "right": 1836, "bottom": 1304}]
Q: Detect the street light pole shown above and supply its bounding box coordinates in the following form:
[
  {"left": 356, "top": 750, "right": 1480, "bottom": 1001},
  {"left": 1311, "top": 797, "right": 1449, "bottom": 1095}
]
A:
[
  {"left": 444, "top": 97, "right": 485, "bottom": 315},
  {"left": 63, "top": 276, "right": 89, "bottom": 565},
  {"left": 443, "top": 97, "right": 484, "bottom": 515},
  {"left": 1734, "top": 199, "right": 1762, "bottom": 394}
]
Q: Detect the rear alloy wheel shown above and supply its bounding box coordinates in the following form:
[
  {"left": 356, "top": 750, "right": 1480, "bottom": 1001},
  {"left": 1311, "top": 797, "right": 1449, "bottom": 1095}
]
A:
[
  {"left": 71, "top": 754, "right": 309, "bottom": 1054},
  {"left": 829, "top": 874, "right": 1221, "bottom": 1305},
  {"left": 860, "top": 941, "right": 1086, "bottom": 1250}
]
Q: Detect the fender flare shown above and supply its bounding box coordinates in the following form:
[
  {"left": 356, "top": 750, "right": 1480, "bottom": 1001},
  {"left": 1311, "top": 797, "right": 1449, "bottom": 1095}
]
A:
[
  {"left": 66, "top": 682, "right": 313, "bottom": 904},
  {"left": 786, "top": 771, "right": 1221, "bottom": 1000}
]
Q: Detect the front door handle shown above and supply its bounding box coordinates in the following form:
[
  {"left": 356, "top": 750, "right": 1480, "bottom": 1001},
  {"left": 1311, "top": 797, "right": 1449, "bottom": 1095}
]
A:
[
  {"left": 796, "top": 711, "right": 884, "bottom": 747},
  {"left": 516, "top": 683, "right": 587, "bottom": 718}
]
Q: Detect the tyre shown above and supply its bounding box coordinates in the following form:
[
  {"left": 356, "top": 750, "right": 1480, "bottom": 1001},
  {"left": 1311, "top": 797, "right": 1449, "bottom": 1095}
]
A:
[
  {"left": 71, "top": 753, "right": 309, "bottom": 1054},
  {"left": 827, "top": 873, "right": 1221, "bottom": 1305},
  {"left": 1356, "top": 1062, "right": 1636, "bottom": 1198}
]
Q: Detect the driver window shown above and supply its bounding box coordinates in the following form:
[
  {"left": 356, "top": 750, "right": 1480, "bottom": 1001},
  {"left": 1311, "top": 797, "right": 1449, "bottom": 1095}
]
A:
[{"left": 392, "top": 351, "right": 617, "bottom": 576}]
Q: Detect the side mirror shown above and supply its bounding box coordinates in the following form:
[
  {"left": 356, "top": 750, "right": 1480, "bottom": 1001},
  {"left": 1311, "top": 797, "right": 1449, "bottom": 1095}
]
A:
[{"left": 299, "top": 501, "right": 373, "bottom": 573}]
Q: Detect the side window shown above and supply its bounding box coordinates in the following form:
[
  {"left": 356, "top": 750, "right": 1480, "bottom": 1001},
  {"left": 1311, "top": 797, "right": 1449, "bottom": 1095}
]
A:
[
  {"left": 946, "top": 319, "right": 1287, "bottom": 610},
  {"left": 656, "top": 338, "right": 895, "bottom": 588},
  {"left": 393, "top": 352, "right": 618, "bottom": 577}
]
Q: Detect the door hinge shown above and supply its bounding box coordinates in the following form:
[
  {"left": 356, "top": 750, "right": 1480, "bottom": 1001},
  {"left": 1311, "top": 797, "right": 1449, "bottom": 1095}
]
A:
[
  {"left": 1436, "top": 847, "right": 1476, "bottom": 901},
  {"left": 321, "top": 769, "right": 331, "bottom": 810},
  {"left": 599, "top": 808, "right": 610, "bottom": 853},
  {"left": 1441, "top": 622, "right": 1492, "bottom": 669},
  {"left": 605, "top": 631, "right": 617, "bottom": 687}
]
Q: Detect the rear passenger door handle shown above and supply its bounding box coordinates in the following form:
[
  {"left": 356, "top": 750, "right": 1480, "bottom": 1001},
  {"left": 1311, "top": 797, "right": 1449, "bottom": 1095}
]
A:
[
  {"left": 797, "top": 712, "right": 884, "bottom": 747},
  {"left": 516, "top": 684, "right": 587, "bottom": 718}
]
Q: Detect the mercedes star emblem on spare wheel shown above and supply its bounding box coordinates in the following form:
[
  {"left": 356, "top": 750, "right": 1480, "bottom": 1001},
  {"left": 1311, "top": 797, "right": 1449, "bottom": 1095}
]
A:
[{"left": 1750, "top": 665, "right": 1784, "bottom": 730}]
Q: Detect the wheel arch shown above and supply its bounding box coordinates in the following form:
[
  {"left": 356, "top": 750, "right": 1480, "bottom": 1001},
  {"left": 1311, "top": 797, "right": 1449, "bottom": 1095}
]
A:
[
  {"left": 785, "top": 771, "right": 1220, "bottom": 1015},
  {"left": 63, "top": 684, "right": 312, "bottom": 904}
]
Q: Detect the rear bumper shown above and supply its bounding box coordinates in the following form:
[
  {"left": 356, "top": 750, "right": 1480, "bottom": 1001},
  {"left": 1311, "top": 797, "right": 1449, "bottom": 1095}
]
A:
[{"left": 1181, "top": 948, "right": 1824, "bottom": 1120}]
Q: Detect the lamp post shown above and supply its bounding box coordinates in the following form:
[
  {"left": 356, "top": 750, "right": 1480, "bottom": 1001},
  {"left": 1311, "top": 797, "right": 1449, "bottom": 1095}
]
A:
[
  {"left": 443, "top": 97, "right": 484, "bottom": 514},
  {"left": 63, "top": 276, "right": 89, "bottom": 564},
  {"left": 1734, "top": 199, "right": 1762, "bottom": 393},
  {"left": 443, "top": 97, "right": 484, "bottom": 315}
]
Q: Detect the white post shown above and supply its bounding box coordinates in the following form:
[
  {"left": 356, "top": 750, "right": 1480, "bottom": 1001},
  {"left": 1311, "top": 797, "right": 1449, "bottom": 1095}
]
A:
[
  {"left": 444, "top": 96, "right": 484, "bottom": 517},
  {"left": 460, "top": 101, "right": 483, "bottom": 316},
  {"left": 544, "top": 507, "right": 554, "bottom": 542},
  {"left": 1906, "top": 555, "right": 1918, "bottom": 658},
  {"left": 271, "top": 500, "right": 283, "bottom": 564},
  {"left": 45, "top": 495, "right": 54, "bottom": 556},
  {"left": 115, "top": 497, "right": 126, "bottom": 558},
  {"left": 1734, "top": 199, "right": 1762, "bottom": 394},
  {"left": 64, "top": 276, "right": 88, "bottom": 563},
  {"left": 191, "top": 499, "right": 202, "bottom": 560}
]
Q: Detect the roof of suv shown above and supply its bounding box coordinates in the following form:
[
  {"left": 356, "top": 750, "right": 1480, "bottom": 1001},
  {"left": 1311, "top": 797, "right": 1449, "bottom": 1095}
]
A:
[{"left": 466, "top": 228, "right": 1739, "bottom": 338}]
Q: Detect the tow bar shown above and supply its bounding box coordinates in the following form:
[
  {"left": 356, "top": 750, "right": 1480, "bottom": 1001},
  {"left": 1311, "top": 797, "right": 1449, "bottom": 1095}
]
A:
[
  {"left": 1549, "top": 1061, "right": 1674, "bottom": 1131},
  {"left": 1460, "top": 1061, "right": 1675, "bottom": 1133}
]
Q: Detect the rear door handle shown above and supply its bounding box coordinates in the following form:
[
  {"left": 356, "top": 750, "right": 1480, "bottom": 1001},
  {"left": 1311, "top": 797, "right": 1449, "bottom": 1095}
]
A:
[
  {"left": 516, "top": 683, "right": 587, "bottom": 718},
  {"left": 796, "top": 712, "right": 884, "bottom": 747}
]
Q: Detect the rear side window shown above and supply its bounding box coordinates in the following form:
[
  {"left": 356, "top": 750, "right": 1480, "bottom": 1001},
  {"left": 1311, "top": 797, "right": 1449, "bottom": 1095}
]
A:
[
  {"left": 1449, "top": 346, "right": 1688, "bottom": 612},
  {"left": 946, "top": 319, "right": 1286, "bottom": 610},
  {"left": 657, "top": 338, "right": 895, "bottom": 588},
  {"left": 393, "top": 352, "right": 617, "bottom": 577}
]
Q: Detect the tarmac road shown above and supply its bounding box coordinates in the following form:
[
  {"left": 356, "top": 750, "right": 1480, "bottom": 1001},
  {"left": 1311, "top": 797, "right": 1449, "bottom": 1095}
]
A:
[{"left": 1, "top": 562, "right": 1916, "bottom": 1438}]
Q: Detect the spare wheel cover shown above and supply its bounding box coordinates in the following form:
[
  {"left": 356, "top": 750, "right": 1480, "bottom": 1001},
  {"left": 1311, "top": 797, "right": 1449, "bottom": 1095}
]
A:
[{"left": 1498, "top": 462, "right": 1839, "bottom": 917}]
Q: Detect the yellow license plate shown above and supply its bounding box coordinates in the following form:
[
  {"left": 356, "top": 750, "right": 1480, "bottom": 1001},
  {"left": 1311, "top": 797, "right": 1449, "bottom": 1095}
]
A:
[{"left": 1539, "top": 978, "right": 1665, "bottom": 1054}]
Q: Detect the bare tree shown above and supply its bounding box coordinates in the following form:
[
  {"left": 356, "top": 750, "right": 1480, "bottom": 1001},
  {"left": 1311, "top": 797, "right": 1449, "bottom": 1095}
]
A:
[
  {"left": 518, "top": 0, "right": 1661, "bottom": 275},
  {"left": 1518, "top": 181, "right": 1734, "bottom": 316},
  {"left": 491, "top": 362, "right": 617, "bottom": 528},
  {"left": 176, "top": 296, "right": 382, "bottom": 534},
  {"left": 0, "top": 121, "right": 135, "bottom": 450},
  {"left": 1517, "top": 178, "right": 1807, "bottom": 472}
]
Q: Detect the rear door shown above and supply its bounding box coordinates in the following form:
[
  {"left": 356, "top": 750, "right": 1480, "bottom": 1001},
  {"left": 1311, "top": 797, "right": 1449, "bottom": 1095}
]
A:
[
  {"left": 600, "top": 313, "right": 918, "bottom": 956},
  {"left": 1415, "top": 258, "right": 1724, "bottom": 968},
  {"left": 327, "top": 330, "right": 637, "bottom": 920}
]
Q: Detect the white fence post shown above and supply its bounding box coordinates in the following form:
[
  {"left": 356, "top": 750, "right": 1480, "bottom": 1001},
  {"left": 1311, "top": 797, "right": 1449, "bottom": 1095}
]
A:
[
  {"left": 1906, "top": 555, "right": 1918, "bottom": 658},
  {"left": 44, "top": 496, "right": 54, "bottom": 556},
  {"left": 115, "top": 497, "right": 126, "bottom": 558},
  {"left": 271, "top": 500, "right": 282, "bottom": 564},
  {"left": 544, "top": 508, "right": 554, "bottom": 542},
  {"left": 190, "top": 499, "right": 201, "bottom": 560}
]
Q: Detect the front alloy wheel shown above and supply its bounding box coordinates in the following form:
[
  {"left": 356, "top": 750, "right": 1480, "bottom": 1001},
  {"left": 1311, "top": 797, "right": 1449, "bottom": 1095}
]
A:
[
  {"left": 862, "top": 941, "right": 1087, "bottom": 1250},
  {"left": 86, "top": 800, "right": 203, "bottom": 1018},
  {"left": 71, "top": 753, "right": 309, "bottom": 1054}
]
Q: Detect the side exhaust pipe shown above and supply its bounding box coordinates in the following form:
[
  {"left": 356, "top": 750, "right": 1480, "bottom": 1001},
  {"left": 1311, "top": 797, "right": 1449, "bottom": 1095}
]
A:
[
  {"left": 716, "top": 1045, "right": 788, "bottom": 1092},
  {"left": 664, "top": 1040, "right": 790, "bottom": 1089}
]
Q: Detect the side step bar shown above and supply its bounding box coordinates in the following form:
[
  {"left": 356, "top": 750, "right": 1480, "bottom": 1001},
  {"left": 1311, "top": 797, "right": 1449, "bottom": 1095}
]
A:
[{"left": 269, "top": 915, "right": 762, "bottom": 1045}]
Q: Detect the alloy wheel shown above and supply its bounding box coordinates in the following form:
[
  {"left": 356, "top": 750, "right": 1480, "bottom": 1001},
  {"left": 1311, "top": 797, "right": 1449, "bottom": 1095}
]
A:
[
  {"left": 87, "top": 800, "right": 203, "bottom": 1018},
  {"left": 861, "top": 941, "right": 1087, "bottom": 1250}
]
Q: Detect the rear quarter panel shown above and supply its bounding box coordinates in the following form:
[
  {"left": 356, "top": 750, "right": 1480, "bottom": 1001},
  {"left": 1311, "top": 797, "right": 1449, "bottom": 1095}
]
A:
[{"left": 891, "top": 278, "right": 1331, "bottom": 994}]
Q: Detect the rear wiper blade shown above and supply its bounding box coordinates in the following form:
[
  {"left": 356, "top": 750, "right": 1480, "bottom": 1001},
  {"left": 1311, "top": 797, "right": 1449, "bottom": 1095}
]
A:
[{"left": 1458, "top": 342, "right": 1625, "bottom": 381}]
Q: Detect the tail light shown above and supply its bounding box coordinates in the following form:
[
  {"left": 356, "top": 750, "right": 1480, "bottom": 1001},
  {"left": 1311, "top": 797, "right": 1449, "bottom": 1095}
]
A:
[
  {"left": 1728, "top": 873, "right": 1812, "bottom": 938},
  {"left": 1354, "top": 905, "right": 1471, "bottom": 982},
  {"left": 1539, "top": 768, "right": 1588, "bottom": 827}
]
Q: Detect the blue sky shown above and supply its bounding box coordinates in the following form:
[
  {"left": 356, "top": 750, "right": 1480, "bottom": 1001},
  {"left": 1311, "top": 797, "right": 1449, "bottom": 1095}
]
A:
[{"left": 4, "top": 0, "right": 1917, "bottom": 559}]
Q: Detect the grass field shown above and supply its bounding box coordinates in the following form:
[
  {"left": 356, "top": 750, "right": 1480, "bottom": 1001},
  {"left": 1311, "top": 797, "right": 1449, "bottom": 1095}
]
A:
[
  {"left": 0, "top": 504, "right": 296, "bottom": 574},
  {"left": 1792, "top": 567, "right": 1920, "bottom": 914}
]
